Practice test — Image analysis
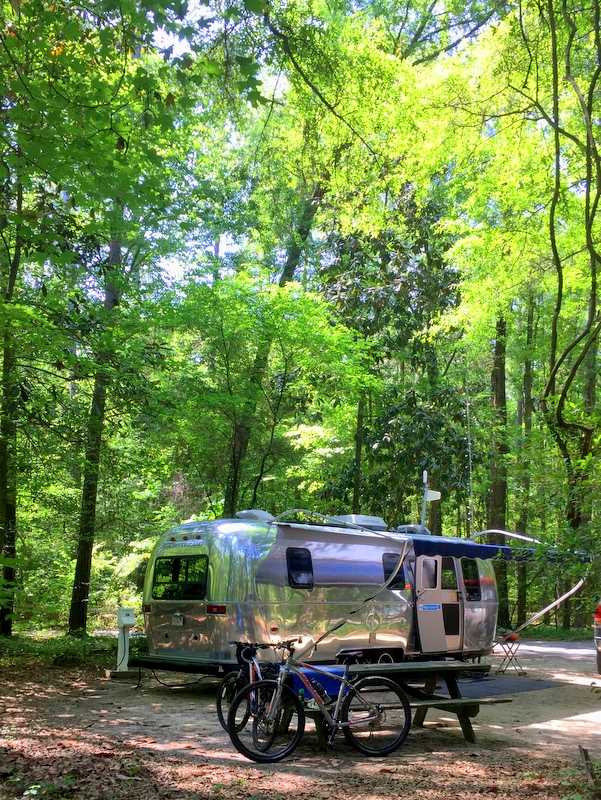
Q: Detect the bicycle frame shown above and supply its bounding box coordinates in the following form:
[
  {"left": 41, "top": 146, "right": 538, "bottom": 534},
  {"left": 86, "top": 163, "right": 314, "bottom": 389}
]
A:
[
  {"left": 286, "top": 659, "right": 348, "bottom": 726},
  {"left": 231, "top": 641, "right": 281, "bottom": 681},
  {"left": 263, "top": 645, "right": 377, "bottom": 738}
]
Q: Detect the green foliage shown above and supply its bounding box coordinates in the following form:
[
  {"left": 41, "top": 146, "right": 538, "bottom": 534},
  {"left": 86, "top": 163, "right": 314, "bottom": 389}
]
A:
[
  {"left": 518, "top": 625, "right": 592, "bottom": 642},
  {"left": 0, "top": 633, "right": 118, "bottom": 667},
  {"left": 157, "top": 275, "right": 369, "bottom": 516},
  {"left": 2, "top": 0, "right": 601, "bottom": 631},
  {"left": 21, "top": 778, "right": 76, "bottom": 800}
]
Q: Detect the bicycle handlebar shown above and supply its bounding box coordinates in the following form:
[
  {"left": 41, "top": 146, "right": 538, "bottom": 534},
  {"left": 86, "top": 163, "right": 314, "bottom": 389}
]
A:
[{"left": 229, "top": 637, "right": 313, "bottom": 665}]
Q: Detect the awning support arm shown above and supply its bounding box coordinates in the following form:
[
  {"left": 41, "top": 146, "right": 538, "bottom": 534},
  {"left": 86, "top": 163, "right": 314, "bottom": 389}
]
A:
[{"left": 512, "top": 577, "right": 586, "bottom": 634}]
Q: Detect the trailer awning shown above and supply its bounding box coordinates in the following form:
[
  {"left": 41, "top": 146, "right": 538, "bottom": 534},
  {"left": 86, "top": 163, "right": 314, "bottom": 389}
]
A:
[{"left": 410, "top": 534, "right": 512, "bottom": 561}]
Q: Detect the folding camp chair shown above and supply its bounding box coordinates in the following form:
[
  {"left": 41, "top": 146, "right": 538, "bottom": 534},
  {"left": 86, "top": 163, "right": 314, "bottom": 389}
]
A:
[{"left": 495, "top": 632, "right": 527, "bottom": 675}]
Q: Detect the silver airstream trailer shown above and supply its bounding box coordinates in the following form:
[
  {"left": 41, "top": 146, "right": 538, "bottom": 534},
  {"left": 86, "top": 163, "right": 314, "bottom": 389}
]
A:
[{"left": 141, "top": 507, "right": 510, "bottom": 671}]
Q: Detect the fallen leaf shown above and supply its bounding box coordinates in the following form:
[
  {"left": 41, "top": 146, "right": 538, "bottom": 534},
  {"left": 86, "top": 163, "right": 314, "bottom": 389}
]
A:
[{"left": 126, "top": 737, "right": 157, "bottom": 744}]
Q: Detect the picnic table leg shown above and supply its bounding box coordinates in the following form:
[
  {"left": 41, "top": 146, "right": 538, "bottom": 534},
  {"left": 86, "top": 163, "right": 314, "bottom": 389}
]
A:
[
  {"left": 444, "top": 674, "right": 477, "bottom": 743},
  {"left": 452, "top": 710, "right": 477, "bottom": 743},
  {"left": 305, "top": 711, "right": 330, "bottom": 750},
  {"left": 411, "top": 674, "right": 438, "bottom": 727}
]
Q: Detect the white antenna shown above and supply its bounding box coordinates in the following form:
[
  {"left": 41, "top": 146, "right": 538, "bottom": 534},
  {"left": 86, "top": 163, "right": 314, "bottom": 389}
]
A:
[{"left": 420, "top": 470, "right": 441, "bottom": 528}]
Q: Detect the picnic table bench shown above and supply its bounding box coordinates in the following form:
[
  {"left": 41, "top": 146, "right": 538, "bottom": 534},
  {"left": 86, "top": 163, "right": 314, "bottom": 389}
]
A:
[{"left": 346, "top": 660, "right": 511, "bottom": 743}]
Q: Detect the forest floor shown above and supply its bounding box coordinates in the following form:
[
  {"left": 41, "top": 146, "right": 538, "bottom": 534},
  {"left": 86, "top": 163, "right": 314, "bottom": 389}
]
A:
[{"left": 1, "top": 642, "right": 600, "bottom": 800}]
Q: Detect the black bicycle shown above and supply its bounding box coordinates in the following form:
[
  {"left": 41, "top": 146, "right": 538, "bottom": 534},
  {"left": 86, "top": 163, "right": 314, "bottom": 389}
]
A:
[{"left": 216, "top": 642, "right": 280, "bottom": 731}]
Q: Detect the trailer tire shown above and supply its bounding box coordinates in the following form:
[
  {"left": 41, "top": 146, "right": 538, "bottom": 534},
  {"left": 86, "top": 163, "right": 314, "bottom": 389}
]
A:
[{"left": 377, "top": 652, "right": 395, "bottom": 664}]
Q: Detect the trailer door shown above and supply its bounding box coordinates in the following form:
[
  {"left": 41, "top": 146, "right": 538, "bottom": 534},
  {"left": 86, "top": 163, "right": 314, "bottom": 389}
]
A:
[{"left": 416, "top": 555, "right": 462, "bottom": 653}]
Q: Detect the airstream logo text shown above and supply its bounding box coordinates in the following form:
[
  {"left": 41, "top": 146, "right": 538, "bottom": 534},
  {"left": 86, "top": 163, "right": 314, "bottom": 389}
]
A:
[
  {"left": 419, "top": 603, "right": 442, "bottom": 611},
  {"left": 164, "top": 540, "right": 204, "bottom": 548}
]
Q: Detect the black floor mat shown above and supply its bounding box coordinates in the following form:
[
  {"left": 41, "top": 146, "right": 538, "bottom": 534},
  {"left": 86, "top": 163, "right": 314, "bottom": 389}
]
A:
[{"left": 454, "top": 674, "right": 557, "bottom": 697}]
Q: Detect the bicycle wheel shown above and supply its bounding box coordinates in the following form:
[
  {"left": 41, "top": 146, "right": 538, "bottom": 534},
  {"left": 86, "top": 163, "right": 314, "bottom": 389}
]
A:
[
  {"left": 216, "top": 672, "right": 244, "bottom": 731},
  {"left": 227, "top": 680, "right": 305, "bottom": 763},
  {"left": 341, "top": 675, "right": 410, "bottom": 756}
]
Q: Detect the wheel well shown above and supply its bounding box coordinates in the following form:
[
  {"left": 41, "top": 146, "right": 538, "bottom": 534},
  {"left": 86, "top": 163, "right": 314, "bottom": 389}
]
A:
[{"left": 335, "top": 648, "right": 405, "bottom": 665}]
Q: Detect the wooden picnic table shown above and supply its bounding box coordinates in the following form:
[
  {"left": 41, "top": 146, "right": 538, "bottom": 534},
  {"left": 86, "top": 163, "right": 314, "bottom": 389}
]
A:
[{"left": 347, "top": 660, "right": 511, "bottom": 743}]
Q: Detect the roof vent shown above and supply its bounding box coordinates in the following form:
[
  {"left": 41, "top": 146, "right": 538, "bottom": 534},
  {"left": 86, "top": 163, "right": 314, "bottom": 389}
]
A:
[
  {"left": 396, "top": 523, "right": 432, "bottom": 536},
  {"left": 235, "top": 509, "right": 275, "bottom": 522},
  {"left": 332, "top": 514, "right": 388, "bottom": 531}
]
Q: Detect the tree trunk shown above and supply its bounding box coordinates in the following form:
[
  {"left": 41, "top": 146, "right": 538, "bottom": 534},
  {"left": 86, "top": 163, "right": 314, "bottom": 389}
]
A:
[
  {"left": 223, "top": 422, "right": 253, "bottom": 518},
  {"left": 515, "top": 299, "right": 534, "bottom": 626},
  {"left": 68, "top": 239, "right": 121, "bottom": 636},
  {"left": 489, "top": 315, "right": 510, "bottom": 629},
  {"left": 428, "top": 499, "right": 442, "bottom": 536},
  {"left": 0, "top": 180, "right": 22, "bottom": 636},
  {"left": 0, "top": 328, "right": 17, "bottom": 636},
  {"left": 68, "top": 372, "right": 108, "bottom": 635}
]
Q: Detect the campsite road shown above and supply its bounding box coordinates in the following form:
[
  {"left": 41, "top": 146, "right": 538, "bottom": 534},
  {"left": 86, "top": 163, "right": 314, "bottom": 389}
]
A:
[{"left": 1, "top": 642, "right": 601, "bottom": 800}]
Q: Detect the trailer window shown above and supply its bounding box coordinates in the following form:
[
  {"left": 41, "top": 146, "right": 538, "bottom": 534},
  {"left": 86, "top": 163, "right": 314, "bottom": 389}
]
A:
[
  {"left": 421, "top": 558, "right": 438, "bottom": 589},
  {"left": 383, "top": 553, "right": 409, "bottom": 589},
  {"left": 441, "top": 557, "right": 458, "bottom": 590},
  {"left": 152, "top": 555, "right": 208, "bottom": 600},
  {"left": 286, "top": 548, "right": 314, "bottom": 590},
  {"left": 461, "top": 558, "right": 481, "bottom": 601}
]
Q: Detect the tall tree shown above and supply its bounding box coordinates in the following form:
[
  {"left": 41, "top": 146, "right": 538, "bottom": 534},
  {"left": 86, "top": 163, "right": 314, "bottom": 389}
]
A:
[
  {"left": 222, "top": 182, "right": 326, "bottom": 517},
  {"left": 489, "top": 315, "right": 510, "bottom": 628},
  {"left": 422, "top": 0, "right": 601, "bottom": 546},
  {"left": 68, "top": 237, "right": 121, "bottom": 635},
  {"left": 0, "top": 0, "right": 228, "bottom": 632},
  {"left": 515, "top": 297, "right": 535, "bottom": 626},
  {"left": 165, "top": 275, "right": 365, "bottom": 517}
]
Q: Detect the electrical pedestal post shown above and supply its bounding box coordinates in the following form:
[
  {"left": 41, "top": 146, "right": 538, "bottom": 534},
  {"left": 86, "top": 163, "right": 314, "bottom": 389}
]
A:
[{"left": 106, "top": 607, "right": 138, "bottom": 680}]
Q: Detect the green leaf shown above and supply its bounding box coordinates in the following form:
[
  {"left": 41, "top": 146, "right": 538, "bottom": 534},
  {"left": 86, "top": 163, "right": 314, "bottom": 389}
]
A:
[
  {"left": 236, "top": 76, "right": 262, "bottom": 91},
  {"left": 156, "top": 112, "right": 174, "bottom": 130},
  {"left": 62, "top": 20, "right": 81, "bottom": 40},
  {"left": 201, "top": 58, "right": 223, "bottom": 76},
  {"left": 133, "top": 68, "right": 157, "bottom": 92},
  {"left": 246, "top": 89, "right": 268, "bottom": 107},
  {"left": 146, "top": 149, "right": 163, "bottom": 165},
  {"left": 235, "top": 56, "right": 260, "bottom": 76},
  {"left": 243, "top": 0, "right": 266, "bottom": 13},
  {"left": 98, "top": 28, "right": 114, "bottom": 45},
  {"left": 113, "top": 120, "right": 131, "bottom": 136}
]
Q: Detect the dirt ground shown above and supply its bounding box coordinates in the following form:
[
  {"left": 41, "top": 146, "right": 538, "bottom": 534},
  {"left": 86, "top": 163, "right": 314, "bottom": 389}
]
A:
[{"left": 1, "top": 643, "right": 600, "bottom": 800}]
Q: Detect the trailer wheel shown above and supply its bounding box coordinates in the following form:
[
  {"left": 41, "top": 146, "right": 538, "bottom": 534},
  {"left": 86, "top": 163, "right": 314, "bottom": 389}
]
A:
[
  {"left": 377, "top": 652, "right": 394, "bottom": 664},
  {"left": 337, "top": 651, "right": 365, "bottom": 665}
]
